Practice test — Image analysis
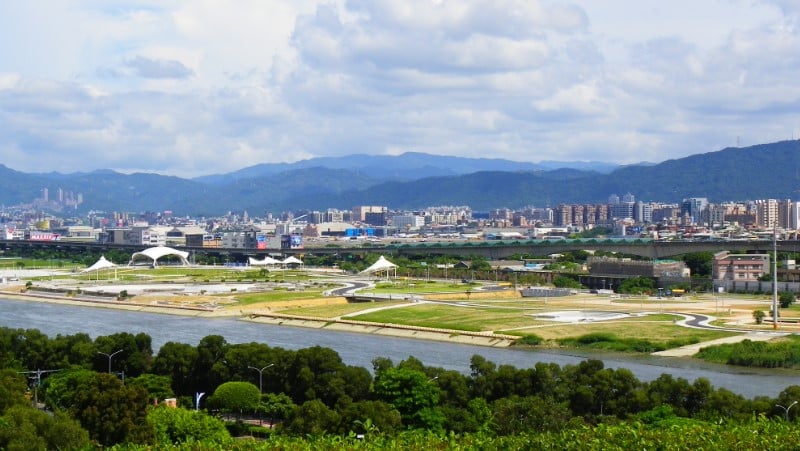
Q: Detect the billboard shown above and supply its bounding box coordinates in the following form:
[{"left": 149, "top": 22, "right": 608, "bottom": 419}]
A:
[
  {"left": 256, "top": 234, "right": 267, "bottom": 250},
  {"left": 281, "top": 233, "right": 303, "bottom": 249}
]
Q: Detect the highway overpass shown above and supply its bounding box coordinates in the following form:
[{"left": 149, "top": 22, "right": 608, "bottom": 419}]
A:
[{"left": 3, "top": 238, "right": 800, "bottom": 261}]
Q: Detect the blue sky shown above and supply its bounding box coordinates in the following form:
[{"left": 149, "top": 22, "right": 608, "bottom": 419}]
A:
[{"left": 0, "top": 0, "right": 798, "bottom": 177}]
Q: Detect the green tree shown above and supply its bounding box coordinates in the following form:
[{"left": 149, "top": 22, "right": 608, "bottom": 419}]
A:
[
  {"left": 152, "top": 341, "right": 199, "bottom": 396},
  {"left": 0, "top": 369, "right": 28, "bottom": 414},
  {"left": 68, "top": 372, "right": 154, "bottom": 446},
  {"left": 285, "top": 399, "right": 340, "bottom": 435},
  {"left": 260, "top": 392, "right": 296, "bottom": 427},
  {"left": 128, "top": 373, "right": 175, "bottom": 403},
  {"left": 148, "top": 405, "right": 230, "bottom": 445},
  {"left": 0, "top": 406, "right": 90, "bottom": 450},
  {"left": 753, "top": 310, "right": 766, "bottom": 325},
  {"left": 553, "top": 276, "right": 582, "bottom": 289},
  {"left": 680, "top": 252, "right": 713, "bottom": 278},
  {"left": 618, "top": 276, "right": 656, "bottom": 295},
  {"left": 374, "top": 367, "right": 444, "bottom": 430},
  {"left": 335, "top": 399, "right": 403, "bottom": 435},
  {"left": 208, "top": 381, "right": 260, "bottom": 416},
  {"left": 779, "top": 292, "right": 796, "bottom": 309}
]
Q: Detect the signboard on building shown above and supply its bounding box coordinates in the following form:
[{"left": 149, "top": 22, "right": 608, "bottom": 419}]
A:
[{"left": 281, "top": 234, "right": 303, "bottom": 249}]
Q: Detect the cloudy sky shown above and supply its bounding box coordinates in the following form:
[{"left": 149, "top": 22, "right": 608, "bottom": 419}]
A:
[{"left": 1, "top": 0, "right": 798, "bottom": 177}]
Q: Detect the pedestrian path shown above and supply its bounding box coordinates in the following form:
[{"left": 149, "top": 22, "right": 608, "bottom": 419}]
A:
[{"left": 652, "top": 332, "right": 788, "bottom": 357}]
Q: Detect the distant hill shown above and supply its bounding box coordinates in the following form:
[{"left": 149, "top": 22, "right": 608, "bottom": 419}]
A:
[
  {"left": 193, "top": 152, "right": 619, "bottom": 185},
  {"left": 1, "top": 141, "right": 798, "bottom": 215}
]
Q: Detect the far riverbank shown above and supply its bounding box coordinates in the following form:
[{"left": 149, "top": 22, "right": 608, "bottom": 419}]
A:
[{"left": 0, "top": 286, "right": 516, "bottom": 347}]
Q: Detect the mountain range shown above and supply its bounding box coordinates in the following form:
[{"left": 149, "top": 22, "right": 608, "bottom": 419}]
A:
[{"left": 1, "top": 141, "right": 798, "bottom": 216}]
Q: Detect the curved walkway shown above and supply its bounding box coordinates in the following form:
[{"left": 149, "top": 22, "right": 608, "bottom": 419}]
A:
[{"left": 652, "top": 312, "right": 790, "bottom": 357}]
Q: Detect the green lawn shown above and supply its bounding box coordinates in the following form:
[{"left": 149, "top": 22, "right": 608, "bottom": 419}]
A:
[
  {"left": 345, "top": 304, "right": 541, "bottom": 332},
  {"left": 280, "top": 301, "right": 411, "bottom": 317},
  {"left": 229, "top": 290, "right": 328, "bottom": 306}
]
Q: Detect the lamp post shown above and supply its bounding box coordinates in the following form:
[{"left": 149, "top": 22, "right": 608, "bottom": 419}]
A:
[
  {"left": 98, "top": 349, "right": 123, "bottom": 374},
  {"left": 195, "top": 392, "right": 206, "bottom": 412},
  {"left": 776, "top": 401, "right": 798, "bottom": 421},
  {"left": 248, "top": 363, "right": 274, "bottom": 393}
]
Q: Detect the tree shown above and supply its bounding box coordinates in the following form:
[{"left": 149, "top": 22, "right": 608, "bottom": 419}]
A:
[
  {"left": 680, "top": 252, "right": 713, "bottom": 278},
  {"left": 490, "top": 395, "right": 573, "bottom": 435},
  {"left": 779, "top": 292, "right": 796, "bottom": 309},
  {"left": 0, "top": 369, "right": 28, "bottom": 414},
  {"left": 68, "top": 372, "right": 154, "bottom": 446},
  {"left": 208, "top": 381, "right": 260, "bottom": 416},
  {"left": 335, "top": 399, "right": 403, "bottom": 435},
  {"left": 374, "top": 367, "right": 443, "bottom": 430},
  {"left": 285, "top": 399, "right": 340, "bottom": 435},
  {"left": 152, "top": 341, "right": 199, "bottom": 396},
  {"left": 148, "top": 405, "right": 230, "bottom": 445},
  {"left": 618, "top": 276, "right": 656, "bottom": 295},
  {"left": 0, "top": 406, "right": 90, "bottom": 450},
  {"left": 553, "top": 276, "right": 582, "bottom": 289},
  {"left": 128, "top": 373, "right": 175, "bottom": 403},
  {"left": 753, "top": 310, "right": 766, "bottom": 325}
]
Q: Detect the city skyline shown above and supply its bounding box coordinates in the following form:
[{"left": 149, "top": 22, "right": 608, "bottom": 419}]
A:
[{"left": 1, "top": 1, "right": 799, "bottom": 177}]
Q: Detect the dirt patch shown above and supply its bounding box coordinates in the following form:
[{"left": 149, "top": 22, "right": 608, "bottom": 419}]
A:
[
  {"left": 426, "top": 290, "right": 520, "bottom": 301},
  {"left": 241, "top": 297, "right": 349, "bottom": 312}
]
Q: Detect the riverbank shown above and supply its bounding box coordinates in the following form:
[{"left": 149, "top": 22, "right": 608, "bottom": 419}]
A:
[
  {"left": 242, "top": 311, "right": 517, "bottom": 347},
  {"left": 0, "top": 286, "right": 238, "bottom": 317},
  {"left": 0, "top": 285, "right": 518, "bottom": 347}
]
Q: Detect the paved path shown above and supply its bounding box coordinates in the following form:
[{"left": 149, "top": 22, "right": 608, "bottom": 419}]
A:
[{"left": 653, "top": 331, "right": 788, "bottom": 357}]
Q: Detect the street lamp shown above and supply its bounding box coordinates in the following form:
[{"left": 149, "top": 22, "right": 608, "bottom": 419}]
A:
[
  {"left": 776, "top": 401, "right": 798, "bottom": 421},
  {"left": 248, "top": 363, "right": 274, "bottom": 393},
  {"left": 98, "top": 349, "right": 123, "bottom": 373}
]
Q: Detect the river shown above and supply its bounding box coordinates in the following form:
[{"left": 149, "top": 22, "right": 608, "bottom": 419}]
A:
[{"left": 1, "top": 297, "right": 797, "bottom": 398}]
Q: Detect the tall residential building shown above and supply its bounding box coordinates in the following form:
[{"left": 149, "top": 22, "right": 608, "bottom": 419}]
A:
[
  {"left": 555, "top": 204, "right": 572, "bottom": 226},
  {"left": 754, "top": 199, "right": 779, "bottom": 228}
]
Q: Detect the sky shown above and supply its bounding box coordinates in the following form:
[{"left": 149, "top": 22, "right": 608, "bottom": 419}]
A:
[{"left": 0, "top": 0, "right": 799, "bottom": 177}]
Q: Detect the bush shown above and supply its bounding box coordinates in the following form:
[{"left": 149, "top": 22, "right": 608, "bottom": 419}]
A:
[
  {"left": 779, "top": 292, "right": 796, "bottom": 309},
  {"left": 516, "top": 334, "right": 543, "bottom": 346}
]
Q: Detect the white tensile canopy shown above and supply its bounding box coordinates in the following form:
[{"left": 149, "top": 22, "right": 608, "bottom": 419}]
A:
[
  {"left": 82, "top": 255, "right": 117, "bottom": 273},
  {"left": 360, "top": 255, "right": 398, "bottom": 278},
  {"left": 282, "top": 256, "right": 303, "bottom": 265},
  {"left": 128, "top": 246, "right": 190, "bottom": 267},
  {"left": 248, "top": 256, "right": 282, "bottom": 266}
]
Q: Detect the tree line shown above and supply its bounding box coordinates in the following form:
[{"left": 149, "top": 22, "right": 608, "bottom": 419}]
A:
[{"left": 2, "top": 326, "right": 800, "bottom": 448}]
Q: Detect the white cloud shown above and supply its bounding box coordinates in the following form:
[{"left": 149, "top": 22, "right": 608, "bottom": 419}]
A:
[{"left": 0, "top": 0, "right": 798, "bottom": 177}]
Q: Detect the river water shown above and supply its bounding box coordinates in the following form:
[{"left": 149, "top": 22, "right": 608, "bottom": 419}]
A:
[{"left": 1, "top": 297, "right": 797, "bottom": 398}]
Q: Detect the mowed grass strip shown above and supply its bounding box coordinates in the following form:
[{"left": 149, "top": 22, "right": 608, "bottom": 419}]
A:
[
  {"left": 280, "top": 301, "right": 412, "bottom": 318},
  {"left": 362, "top": 280, "right": 477, "bottom": 294},
  {"left": 230, "top": 290, "right": 327, "bottom": 306},
  {"left": 345, "top": 303, "right": 542, "bottom": 332},
  {"left": 519, "top": 321, "right": 737, "bottom": 344}
]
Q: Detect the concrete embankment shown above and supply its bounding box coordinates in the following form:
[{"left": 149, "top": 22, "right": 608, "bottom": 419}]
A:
[{"left": 243, "top": 312, "right": 518, "bottom": 347}]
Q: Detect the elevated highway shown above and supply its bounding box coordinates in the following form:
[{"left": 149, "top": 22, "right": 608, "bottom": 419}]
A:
[{"left": 3, "top": 238, "right": 800, "bottom": 261}]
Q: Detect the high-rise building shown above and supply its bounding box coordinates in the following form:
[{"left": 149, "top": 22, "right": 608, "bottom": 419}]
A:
[
  {"left": 681, "top": 197, "right": 709, "bottom": 225},
  {"left": 754, "top": 199, "right": 779, "bottom": 228}
]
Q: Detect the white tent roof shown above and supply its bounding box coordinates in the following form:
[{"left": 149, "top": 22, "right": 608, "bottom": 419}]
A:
[
  {"left": 282, "top": 256, "right": 303, "bottom": 265},
  {"left": 249, "top": 256, "right": 282, "bottom": 266},
  {"left": 129, "top": 246, "right": 190, "bottom": 266},
  {"left": 82, "top": 255, "right": 117, "bottom": 273},
  {"left": 360, "top": 255, "right": 397, "bottom": 274}
]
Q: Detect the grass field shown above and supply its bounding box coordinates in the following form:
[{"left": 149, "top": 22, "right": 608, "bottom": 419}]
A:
[
  {"left": 280, "top": 301, "right": 411, "bottom": 317},
  {"left": 229, "top": 290, "right": 328, "bottom": 306},
  {"left": 515, "top": 320, "right": 737, "bottom": 343},
  {"left": 347, "top": 303, "right": 556, "bottom": 332}
]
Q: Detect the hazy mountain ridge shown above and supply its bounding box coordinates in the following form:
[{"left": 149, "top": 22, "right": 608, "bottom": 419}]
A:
[{"left": 1, "top": 141, "right": 798, "bottom": 215}]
